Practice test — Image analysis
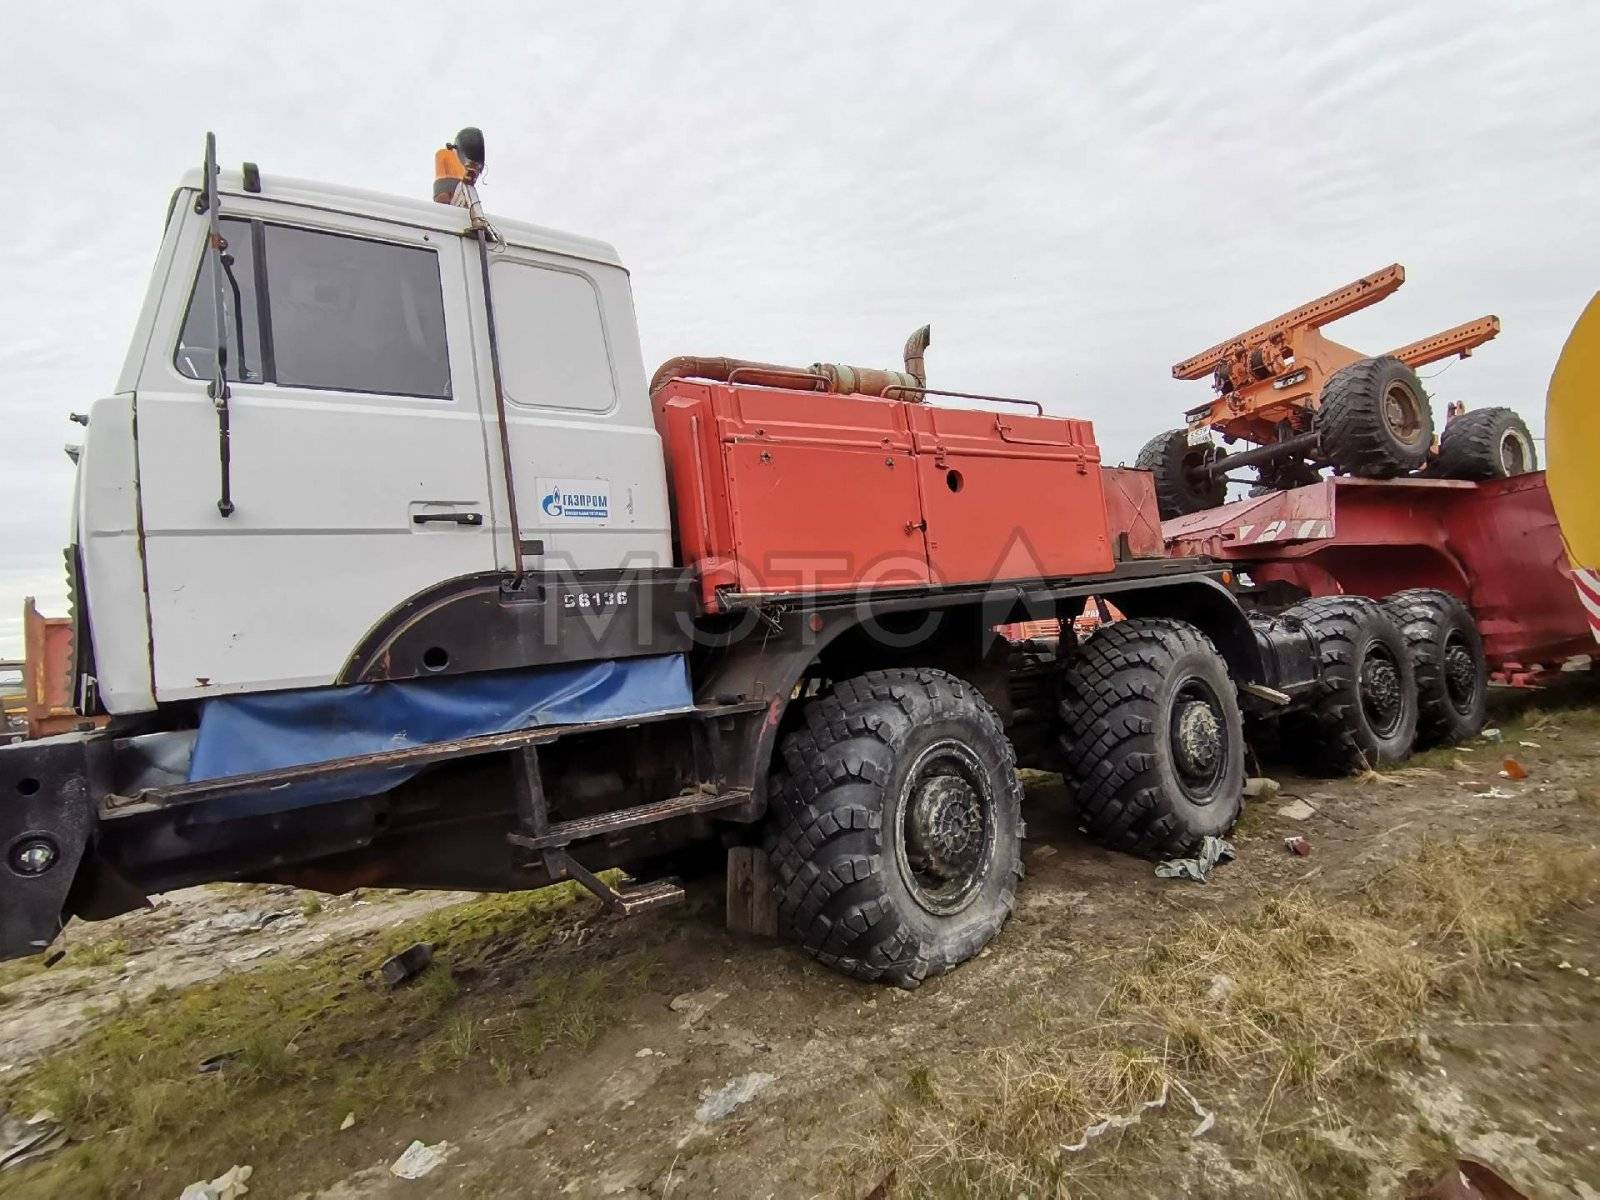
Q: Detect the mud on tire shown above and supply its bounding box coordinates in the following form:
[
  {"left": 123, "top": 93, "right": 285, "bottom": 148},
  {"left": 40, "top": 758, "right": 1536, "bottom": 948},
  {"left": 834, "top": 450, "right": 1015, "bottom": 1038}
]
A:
[
  {"left": 1278, "top": 596, "right": 1418, "bottom": 774},
  {"left": 1314, "top": 355, "right": 1433, "bottom": 479},
  {"left": 1381, "top": 588, "right": 1488, "bottom": 747},
  {"left": 1056, "top": 618, "right": 1244, "bottom": 859},
  {"left": 765, "top": 669, "right": 1024, "bottom": 988}
]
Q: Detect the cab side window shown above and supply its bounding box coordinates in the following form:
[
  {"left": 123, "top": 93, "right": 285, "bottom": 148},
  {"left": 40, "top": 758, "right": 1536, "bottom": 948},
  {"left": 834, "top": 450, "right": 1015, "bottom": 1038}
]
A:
[{"left": 176, "top": 219, "right": 451, "bottom": 399}]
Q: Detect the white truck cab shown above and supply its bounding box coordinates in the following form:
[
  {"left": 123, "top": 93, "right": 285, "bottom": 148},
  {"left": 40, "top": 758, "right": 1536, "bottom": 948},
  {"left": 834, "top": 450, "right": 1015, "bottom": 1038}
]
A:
[{"left": 77, "top": 160, "right": 673, "bottom": 712}]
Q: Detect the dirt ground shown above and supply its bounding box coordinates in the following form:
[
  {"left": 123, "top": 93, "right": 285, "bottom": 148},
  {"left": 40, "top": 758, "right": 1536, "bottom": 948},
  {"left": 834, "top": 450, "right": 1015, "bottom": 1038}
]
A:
[{"left": 4, "top": 679, "right": 1600, "bottom": 1199}]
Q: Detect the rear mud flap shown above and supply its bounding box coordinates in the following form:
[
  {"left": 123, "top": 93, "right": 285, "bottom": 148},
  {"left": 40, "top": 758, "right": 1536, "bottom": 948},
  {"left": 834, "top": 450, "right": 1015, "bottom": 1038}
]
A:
[{"left": 0, "top": 736, "right": 100, "bottom": 960}]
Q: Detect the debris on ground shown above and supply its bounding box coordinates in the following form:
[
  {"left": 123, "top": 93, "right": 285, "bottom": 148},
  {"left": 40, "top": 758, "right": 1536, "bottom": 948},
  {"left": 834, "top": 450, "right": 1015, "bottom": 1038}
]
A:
[
  {"left": 1205, "top": 974, "right": 1235, "bottom": 1003},
  {"left": 1276, "top": 798, "right": 1318, "bottom": 820},
  {"left": 1500, "top": 758, "right": 1529, "bottom": 781},
  {"left": 1154, "top": 836, "right": 1235, "bottom": 883},
  {"left": 173, "top": 910, "right": 301, "bottom": 946},
  {"left": 1060, "top": 1078, "right": 1214, "bottom": 1154},
  {"left": 1242, "top": 777, "right": 1281, "bottom": 799},
  {"left": 1418, "top": 1158, "right": 1531, "bottom": 1200},
  {"left": 1480, "top": 728, "right": 1503, "bottom": 743},
  {"left": 196, "top": 1050, "right": 241, "bottom": 1075},
  {"left": 695, "top": 1072, "right": 776, "bottom": 1122},
  {"left": 338, "top": 1112, "right": 356, "bottom": 1132},
  {"left": 1519, "top": 740, "right": 1542, "bottom": 749},
  {"left": 1283, "top": 835, "right": 1313, "bottom": 857},
  {"left": 1474, "top": 787, "right": 1515, "bottom": 800},
  {"left": 1028, "top": 844, "right": 1059, "bottom": 862},
  {"left": 0, "top": 1109, "right": 66, "bottom": 1172},
  {"left": 389, "top": 1140, "right": 452, "bottom": 1179},
  {"left": 177, "top": 1163, "right": 253, "bottom": 1200},
  {"left": 669, "top": 988, "right": 728, "bottom": 1026},
  {"left": 379, "top": 943, "right": 433, "bottom": 988}
]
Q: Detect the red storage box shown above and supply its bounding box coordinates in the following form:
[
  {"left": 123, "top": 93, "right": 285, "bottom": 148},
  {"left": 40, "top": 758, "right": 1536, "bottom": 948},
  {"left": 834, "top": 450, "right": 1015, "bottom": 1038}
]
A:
[{"left": 653, "top": 381, "right": 1113, "bottom": 609}]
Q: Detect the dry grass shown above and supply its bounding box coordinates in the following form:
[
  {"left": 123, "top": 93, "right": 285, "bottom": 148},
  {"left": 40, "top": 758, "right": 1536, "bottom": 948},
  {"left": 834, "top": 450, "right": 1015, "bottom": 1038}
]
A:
[
  {"left": 1363, "top": 834, "right": 1598, "bottom": 969},
  {"left": 858, "top": 833, "right": 1597, "bottom": 1198}
]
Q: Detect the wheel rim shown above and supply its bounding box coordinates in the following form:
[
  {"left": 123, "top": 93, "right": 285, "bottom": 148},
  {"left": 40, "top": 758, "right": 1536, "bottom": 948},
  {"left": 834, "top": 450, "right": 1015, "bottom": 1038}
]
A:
[
  {"left": 1443, "top": 632, "right": 1479, "bottom": 715},
  {"left": 895, "top": 740, "right": 996, "bottom": 916},
  {"left": 1498, "top": 430, "right": 1528, "bottom": 474},
  {"left": 1359, "top": 643, "right": 1405, "bottom": 737},
  {"left": 1381, "top": 383, "right": 1426, "bottom": 447},
  {"left": 1168, "top": 677, "right": 1228, "bottom": 803}
]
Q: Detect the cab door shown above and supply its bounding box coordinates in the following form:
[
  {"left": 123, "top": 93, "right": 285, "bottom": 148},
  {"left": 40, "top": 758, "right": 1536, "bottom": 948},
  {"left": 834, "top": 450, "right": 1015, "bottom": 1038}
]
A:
[{"left": 133, "top": 194, "right": 499, "bottom": 701}]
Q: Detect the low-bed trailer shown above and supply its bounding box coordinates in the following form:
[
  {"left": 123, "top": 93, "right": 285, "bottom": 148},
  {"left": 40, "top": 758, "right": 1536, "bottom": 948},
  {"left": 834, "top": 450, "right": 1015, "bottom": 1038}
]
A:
[
  {"left": 1162, "top": 471, "right": 1595, "bottom": 688},
  {"left": 6, "top": 131, "right": 1478, "bottom": 988}
]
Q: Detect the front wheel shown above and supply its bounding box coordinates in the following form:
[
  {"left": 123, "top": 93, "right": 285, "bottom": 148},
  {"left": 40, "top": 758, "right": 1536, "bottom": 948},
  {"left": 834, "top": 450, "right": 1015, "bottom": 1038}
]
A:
[
  {"left": 1056, "top": 618, "right": 1245, "bottom": 858},
  {"left": 766, "top": 668, "right": 1023, "bottom": 988}
]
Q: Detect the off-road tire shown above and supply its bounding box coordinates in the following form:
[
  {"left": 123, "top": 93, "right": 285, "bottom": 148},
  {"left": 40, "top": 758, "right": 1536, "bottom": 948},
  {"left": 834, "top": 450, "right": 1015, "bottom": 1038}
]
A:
[
  {"left": 1136, "top": 428, "right": 1227, "bottom": 520},
  {"left": 1436, "top": 407, "right": 1538, "bottom": 480},
  {"left": 1314, "top": 355, "right": 1433, "bottom": 478},
  {"left": 765, "top": 669, "right": 1024, "bottom": 988},
  {"left": 1278, "top": 596, "right": 1418, "bottom": 774},
  {"left": 1381, "top": 588, "right": 1488, "bottom": 747},
  {"left": 1057, "top": 619, "right": 1244, "bottom": 858}
]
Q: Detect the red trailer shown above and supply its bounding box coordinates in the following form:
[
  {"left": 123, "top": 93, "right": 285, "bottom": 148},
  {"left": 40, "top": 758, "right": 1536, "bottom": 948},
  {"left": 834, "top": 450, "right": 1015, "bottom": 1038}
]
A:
[{"left": 1161, "top": 472, "right": 1594, "bottom": 684}]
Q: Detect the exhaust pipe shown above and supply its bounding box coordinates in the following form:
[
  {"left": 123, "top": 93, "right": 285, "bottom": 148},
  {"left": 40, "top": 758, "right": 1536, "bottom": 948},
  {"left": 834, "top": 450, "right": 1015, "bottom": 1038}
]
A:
[{"left": 650, "top": 325, "right": 932, "bottom": 400}]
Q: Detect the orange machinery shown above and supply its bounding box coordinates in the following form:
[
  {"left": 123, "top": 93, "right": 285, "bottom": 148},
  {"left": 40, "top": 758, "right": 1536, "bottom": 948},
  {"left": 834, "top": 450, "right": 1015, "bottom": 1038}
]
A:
[
  {"left": 17, "top": 598, "right": 97, "bottom": 740},
  {"left": 1174, "top": 264, "right": 1500, "bottom": 446}
]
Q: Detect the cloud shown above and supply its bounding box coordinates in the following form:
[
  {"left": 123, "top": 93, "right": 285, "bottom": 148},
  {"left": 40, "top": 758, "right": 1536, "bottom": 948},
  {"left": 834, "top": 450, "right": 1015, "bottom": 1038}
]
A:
[{"left": 1, "top": 0, "right": 1596, "bottom": 656}]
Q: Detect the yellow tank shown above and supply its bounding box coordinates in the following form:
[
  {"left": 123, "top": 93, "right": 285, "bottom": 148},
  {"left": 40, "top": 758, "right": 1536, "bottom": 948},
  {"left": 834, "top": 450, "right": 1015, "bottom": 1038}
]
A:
[{"left": 1546, "top": 293, "right": 1600, "bottom": 639}]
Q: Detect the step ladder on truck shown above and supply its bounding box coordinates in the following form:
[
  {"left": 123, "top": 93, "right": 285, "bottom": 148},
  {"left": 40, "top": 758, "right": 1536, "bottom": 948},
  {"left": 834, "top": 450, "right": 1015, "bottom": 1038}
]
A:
[{"left": 0, "top": 130, "right": 1576, "bottom": 987}]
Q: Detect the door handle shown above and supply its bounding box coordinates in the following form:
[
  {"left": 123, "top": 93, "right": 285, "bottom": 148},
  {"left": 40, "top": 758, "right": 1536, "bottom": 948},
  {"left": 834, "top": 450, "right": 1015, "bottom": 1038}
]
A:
[{"left": 412, "top": 511, "right": 483, "bottom": 526}]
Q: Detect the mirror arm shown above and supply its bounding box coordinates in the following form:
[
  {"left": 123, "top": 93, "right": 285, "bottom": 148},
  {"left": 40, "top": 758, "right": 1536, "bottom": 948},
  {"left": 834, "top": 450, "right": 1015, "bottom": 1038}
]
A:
[{"left": 200, "top": 131, "right": 236, "bottom": 517}]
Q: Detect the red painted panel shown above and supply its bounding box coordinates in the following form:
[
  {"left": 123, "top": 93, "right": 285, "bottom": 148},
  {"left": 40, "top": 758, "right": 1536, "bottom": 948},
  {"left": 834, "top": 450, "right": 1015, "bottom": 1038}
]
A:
[
  {"left": 722, "top": 440, "right": 928, "bottom": 596},
  {"left": 907, "top": 406, "right": 1113, "bottom": 584},
  {"left": 654, "top": 380, "right": 1118, "bottom": 607},
  {"left": 1163, "top": 474, "right": 1592, "bottom": 667},
  {"left": 1100, "top": 468, "right": 1166, "bottom": 559}
]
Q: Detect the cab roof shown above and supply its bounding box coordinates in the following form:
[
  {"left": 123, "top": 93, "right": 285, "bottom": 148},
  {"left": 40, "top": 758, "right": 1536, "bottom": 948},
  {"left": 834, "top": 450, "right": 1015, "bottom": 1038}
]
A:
[{"left": 176, "top": 167, "right": 625, "bottom": 270}]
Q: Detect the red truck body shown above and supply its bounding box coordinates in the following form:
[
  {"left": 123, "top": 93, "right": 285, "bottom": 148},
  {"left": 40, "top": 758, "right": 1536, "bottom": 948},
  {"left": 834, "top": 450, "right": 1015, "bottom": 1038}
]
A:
[
  {"left": 653, "top": 381, "right": 1118, "bottom": 607},
  {"left": 1161, "top": 472, "right": 1593, "bottom": 675}
]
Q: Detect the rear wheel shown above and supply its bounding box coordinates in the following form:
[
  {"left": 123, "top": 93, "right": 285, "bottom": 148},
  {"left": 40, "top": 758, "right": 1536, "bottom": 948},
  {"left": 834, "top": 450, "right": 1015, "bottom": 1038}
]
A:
[
  {"left": 766, "top": 668, "right": 1023, "bottom": 988},
  {"left": 1436, "top": 407, "right": 1538, "bottom": 480},
  {"left": 1381, "top": 589, "right": 1487, "bottom": 747},
  {"left": 1136, "top": 428, "right": 1228, "bottom": 520},
  {"left": 1314, "top": 355, "right": 1433, "bottom": 478},
  {"left": 1278, "top": 596, "right": 1418, "bottom": 774},
  {"left": 1057, "top": 618, "right": 1244, "bottom": 858}
]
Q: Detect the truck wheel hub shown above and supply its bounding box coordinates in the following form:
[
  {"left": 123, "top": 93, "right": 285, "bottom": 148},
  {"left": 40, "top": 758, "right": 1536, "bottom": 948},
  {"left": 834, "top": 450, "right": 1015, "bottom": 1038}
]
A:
[
  {"left": 1444, "top": 637, "right": 1478, "bottom": 711},
  {"left": 907, "top": 776, "right": 983, "bottom": 878},
  {"left": 1361, "top": 651, "right": 1403, "bottom": 734},
  {"left": 898, "top": 742, "right": 993, "bottom": 915},
  {"left": 1172, "top": 698, "right": 1222, "bottom": 780}
]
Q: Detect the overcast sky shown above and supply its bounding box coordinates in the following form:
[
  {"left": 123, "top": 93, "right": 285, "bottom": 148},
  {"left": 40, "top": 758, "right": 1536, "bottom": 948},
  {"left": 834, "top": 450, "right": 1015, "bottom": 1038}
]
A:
[{"left": 2, "top": 1, "right": 1596, "bottom": 657}]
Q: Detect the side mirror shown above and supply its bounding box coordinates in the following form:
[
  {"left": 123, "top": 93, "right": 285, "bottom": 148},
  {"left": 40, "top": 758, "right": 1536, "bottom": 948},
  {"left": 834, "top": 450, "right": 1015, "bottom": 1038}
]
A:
[{"left": 453, "top": 127, "right": 486, "bottom": 176}]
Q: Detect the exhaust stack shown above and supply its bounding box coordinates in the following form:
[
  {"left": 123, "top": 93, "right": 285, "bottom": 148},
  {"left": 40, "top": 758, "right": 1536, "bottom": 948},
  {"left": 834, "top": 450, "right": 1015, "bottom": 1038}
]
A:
[{"left": 650, "top": 325, "right": 932, "bottom": 400}]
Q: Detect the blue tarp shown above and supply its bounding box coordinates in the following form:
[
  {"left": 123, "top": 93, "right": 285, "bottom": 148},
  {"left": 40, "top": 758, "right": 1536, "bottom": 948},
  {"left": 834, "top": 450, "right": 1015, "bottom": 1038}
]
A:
[{"left": 185, "top": 654, "right": 694, "bottom": 816}]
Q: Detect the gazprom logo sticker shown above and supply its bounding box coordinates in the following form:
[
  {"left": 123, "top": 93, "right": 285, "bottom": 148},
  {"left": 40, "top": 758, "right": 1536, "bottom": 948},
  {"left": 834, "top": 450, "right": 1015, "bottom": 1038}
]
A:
[{"left": 536, "top": 478, "right": 610, "bottom": 525}]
